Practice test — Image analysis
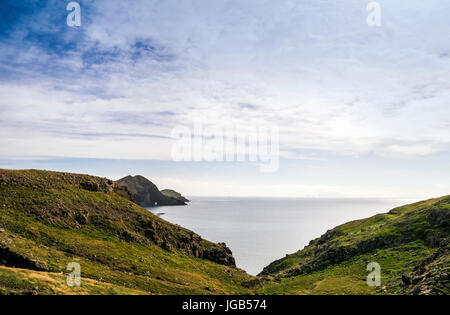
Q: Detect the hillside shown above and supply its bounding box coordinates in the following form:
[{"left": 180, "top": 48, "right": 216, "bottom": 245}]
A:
[
  {"left": 116, "top": 176, "right": 187, "bottom": 207},
  {"left": 0, "top": 169, "right": 252, "bottom": 295},
  {"left": 0, "top": 169, "right": 448, "bottom": 295},
  {"left": 256, "top": 196, "right": 449, "bottom": 295}
]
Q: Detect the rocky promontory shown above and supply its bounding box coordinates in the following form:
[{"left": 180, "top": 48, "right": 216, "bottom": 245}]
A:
[
  {"left": 116, "top": 175, "right": 188, "bottom": 207},
  {"left": 161, "top": 189, "right": 190, "bottom": 203}
]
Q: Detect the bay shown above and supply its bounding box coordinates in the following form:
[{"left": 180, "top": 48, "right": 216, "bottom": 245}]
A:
[{"left": 148, "top": 197, "right": 411, "bottom": 275}]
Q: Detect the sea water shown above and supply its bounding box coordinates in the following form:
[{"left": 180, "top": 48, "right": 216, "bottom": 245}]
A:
[{"left": 148, "top": 197, "right": 410, "bottom": 275}]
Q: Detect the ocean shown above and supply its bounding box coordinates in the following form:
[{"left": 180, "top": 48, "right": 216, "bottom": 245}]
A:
[{"left": 147, "top": 197, "right": 411, "bottom": 275}]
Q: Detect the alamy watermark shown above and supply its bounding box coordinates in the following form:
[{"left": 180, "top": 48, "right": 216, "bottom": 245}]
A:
[
  {"left": 366, "top": 262, "right": 381, "bottom": 287},
  {"left": 66, "top": 262, "right": 81, "bottom": 287},
  {"left": 65, "top": 2, "right": 380, "bottom": 28},
  {"left": 171, "top": 122, "right": 279, "bottom": 173},
  {"left": 366, "top": 2, "right": 381, "bottom": 27},
  {"left": 67, "top": 2, "right": 81, "bottom": 27}
]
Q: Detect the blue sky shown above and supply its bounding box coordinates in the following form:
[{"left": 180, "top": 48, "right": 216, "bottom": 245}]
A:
[{"left": 1, "top": 1, "right": 450, "bottom": 198}]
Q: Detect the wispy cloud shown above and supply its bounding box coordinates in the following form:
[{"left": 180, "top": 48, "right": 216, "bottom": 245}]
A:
[{"left": 1, "top": 0, "right": 450, "bottom": 162}]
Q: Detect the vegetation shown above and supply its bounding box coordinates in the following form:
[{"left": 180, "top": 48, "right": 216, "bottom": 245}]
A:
[
  {"left": 0, "top": 169, "right": 251, "bottom": 295},
  {"left": 257, "top": 196, "right": 449, "bottom": 295},
  {"left": 0, "top": 169, "right": 448, "bottom": 295}
]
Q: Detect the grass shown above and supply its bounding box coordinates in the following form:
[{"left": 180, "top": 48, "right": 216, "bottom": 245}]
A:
[
  {"left": 257, "top": 241, "right": 436, "bottom": 295},
  {"left": 257, "top": 196, "right": 448, "bottom": 295},
  {"left": 0, "top": 169, "right": 252, "bottom": 295},
  {"left": 0, "top": 169, "right": 448, "bottom": 295}
]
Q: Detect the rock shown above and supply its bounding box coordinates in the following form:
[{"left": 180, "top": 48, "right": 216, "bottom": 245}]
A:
[
  {"left": 202, "top": 243, "right": 236, "bottom": 267},
  {"left": 74, "top": 211, "right": 89, "bottom": 225},
  {"left": 402, "top": 274, "right": 411, "bottom": 285},
  {"left": 428, "top": 207, "right": 450, "bottom": 227},
  {"left": 0, "top": 245, "right": 48, "bottom": 271},
  {"left": 424, "top": 230, "right": 445, "bottom": 247},
  {"left": 80, "top": 181, "right": 100, "bottom": 192},
  {"left": 404, "top": 240, "right": 449, "bottom": 295}
]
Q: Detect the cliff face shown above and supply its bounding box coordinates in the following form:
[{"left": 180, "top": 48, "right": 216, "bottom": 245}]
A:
[
  {"left": 116, "top": 175, "right": 187, "bottom": 207},
  {"left": 402, "top": 241, "right": 449, "bottom": 294},
  {"left": 0, "top": 169, "right": 247, "bottom": 295}
]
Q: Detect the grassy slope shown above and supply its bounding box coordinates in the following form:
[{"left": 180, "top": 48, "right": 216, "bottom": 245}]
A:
[
  {"left": 256, "top": 196, "right": 449, "bottom": 295},
  {"left": 0, "top": 169, "right": 252, "bottom": 295},
  {"left": 0, "top": 169, "right": 448, "bottom": 295}
]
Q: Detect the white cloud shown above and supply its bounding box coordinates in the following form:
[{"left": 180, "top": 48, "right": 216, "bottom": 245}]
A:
[{"left": 1, "top": 0, "right": 450, "bottom": 161}]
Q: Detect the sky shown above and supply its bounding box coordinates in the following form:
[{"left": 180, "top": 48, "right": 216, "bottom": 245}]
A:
[{"left": 1, "top": 0, "right": 450, "bottom": 199}]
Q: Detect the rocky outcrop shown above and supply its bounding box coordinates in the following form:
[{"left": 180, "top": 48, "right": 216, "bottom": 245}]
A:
[
  {"left": 428, "top": 207, "right": 450, "bottom": 227},
  {"left": 138, "top": 218, "right": 236, "bottom": 267},
  {"left": 116, "top": 175, "right": 187, "bottom": 207},
  {"left": 402, "top": 238, "right": 449, "bottom": 295},
  {"left": 202, "top": 243, "right": 236, "bottom": 267},
  {"left": 0, "top": 244, "right": 48, "bottom": 272}
]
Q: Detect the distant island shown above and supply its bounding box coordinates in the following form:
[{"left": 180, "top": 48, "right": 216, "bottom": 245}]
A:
[{"left": 116, "top": 175, "right": 189, "bottom": 207}]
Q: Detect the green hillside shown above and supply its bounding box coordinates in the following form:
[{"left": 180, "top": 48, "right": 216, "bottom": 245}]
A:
[
  {"left": 0, "top": 169, "right": 448, "bottom": 295},
  {"left": 256, "top": 196, "right": 449, "bottom": 295},
  {"left": 0, "top": 169, "right": 252, "bottom": 295}
]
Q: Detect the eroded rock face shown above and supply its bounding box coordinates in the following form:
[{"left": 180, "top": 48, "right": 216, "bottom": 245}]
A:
[
  {"left": 140, "top": 220, "right": 236, "bottom": 267},
  {"left": 116, "top": 175, "right": 186, "bottom": 207},
  {"left": 202, "top": 243, "right": 236, "bottom": 267},
  {"left": 0, "top": 245, "right": 48, "bottom": 272},
  {"left": 429, "top": 207, "right": 450, "bottom": 227},
  {"left": 402, "top": 239, "right": 449, "bottom": 295}
]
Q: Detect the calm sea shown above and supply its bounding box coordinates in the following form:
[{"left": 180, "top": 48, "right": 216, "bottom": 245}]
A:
[{"left": 147, "top": 197, "right": 410, "bottom": 275}]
